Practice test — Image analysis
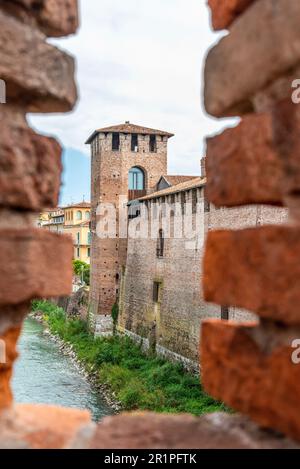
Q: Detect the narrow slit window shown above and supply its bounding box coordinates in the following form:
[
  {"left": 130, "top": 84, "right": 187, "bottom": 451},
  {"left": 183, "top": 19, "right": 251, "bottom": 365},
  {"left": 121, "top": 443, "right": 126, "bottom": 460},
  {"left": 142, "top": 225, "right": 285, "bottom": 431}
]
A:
[
  {"left": 153, "top": 281, "right": 161, "bottom": 303},
  {"left": 156, "top": 229, "right": 164, "bottom": 258},
  {"left": 204, "top": 188, "right": 210, "bottom": 213}
]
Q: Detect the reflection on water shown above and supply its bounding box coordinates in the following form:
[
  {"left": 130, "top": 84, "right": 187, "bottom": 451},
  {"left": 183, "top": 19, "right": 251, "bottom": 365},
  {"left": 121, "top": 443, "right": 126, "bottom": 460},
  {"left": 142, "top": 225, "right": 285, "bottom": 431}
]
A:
[{"left": 12, "top": 318, "right": 113, "bottom": 421}]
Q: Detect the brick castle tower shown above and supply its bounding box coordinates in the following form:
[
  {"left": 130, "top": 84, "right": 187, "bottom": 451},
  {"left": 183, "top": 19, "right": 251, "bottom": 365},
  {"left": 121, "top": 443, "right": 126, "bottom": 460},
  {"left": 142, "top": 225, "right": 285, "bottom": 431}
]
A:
[{"left": 86, "top": 122, "right": 174, "bottom": 335}]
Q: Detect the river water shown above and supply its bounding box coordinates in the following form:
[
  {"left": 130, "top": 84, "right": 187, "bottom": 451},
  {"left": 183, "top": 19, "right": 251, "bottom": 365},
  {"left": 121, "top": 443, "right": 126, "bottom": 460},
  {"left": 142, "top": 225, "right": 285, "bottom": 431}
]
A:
[{"left": 12, "top": 318, "right": 113, "bottom": 421}]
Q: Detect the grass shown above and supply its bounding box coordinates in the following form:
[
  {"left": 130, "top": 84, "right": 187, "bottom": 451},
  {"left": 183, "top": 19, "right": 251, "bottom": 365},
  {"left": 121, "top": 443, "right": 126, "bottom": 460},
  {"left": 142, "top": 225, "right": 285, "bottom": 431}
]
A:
[{"left": 31, "top": 300, "right": 229, "bottom": 416}]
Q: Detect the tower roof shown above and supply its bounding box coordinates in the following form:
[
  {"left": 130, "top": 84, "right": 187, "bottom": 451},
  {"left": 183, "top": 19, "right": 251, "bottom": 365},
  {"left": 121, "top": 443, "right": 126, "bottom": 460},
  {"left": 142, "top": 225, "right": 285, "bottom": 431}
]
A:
[{"left": 85, "top": 122, "right": 174, "bottom": 144}]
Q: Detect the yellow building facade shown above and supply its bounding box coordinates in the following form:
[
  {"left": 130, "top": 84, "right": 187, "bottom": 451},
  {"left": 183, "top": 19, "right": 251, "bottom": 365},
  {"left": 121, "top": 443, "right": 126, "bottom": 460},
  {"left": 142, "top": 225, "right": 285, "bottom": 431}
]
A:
[
  {"left": 63, "top": 202, "right": 91, "bottom": 264},
  {"left": 39, "top": 202, "right": 91, "bottom": 264},
  {"left": 38, "top": 208, "right": 64, "bottom": 233}
]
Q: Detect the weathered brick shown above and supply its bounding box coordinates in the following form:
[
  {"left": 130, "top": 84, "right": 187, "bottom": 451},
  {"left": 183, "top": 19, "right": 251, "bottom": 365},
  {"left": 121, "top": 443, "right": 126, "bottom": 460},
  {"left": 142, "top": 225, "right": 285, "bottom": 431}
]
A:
[
  {"left": 0, "top": 327, "right": 21, "bottom": 410},
  {"left": 252, "top": 63, "right": 300, "bottom": 113},
  {"left": 0, "top": 404, "right": 93, "bottom": 448},
  {"left": 0, "top": 107, "right": 62, "bottom": 211},
  {"left": 206, "top": 98, "right": 300, "bottom": 207},
  {"left": 89, "top": 411, "right": 299, "bottom": 449},
  {"left": 0, "top": 229, "right": 73, "bottom": 305},
  {"left": 201, "top": 320, "right": 300, "bottom": 442},
  {"left": 271, "top": 99, "right": 300, "bottom": 199},
  {"left": 0, "top": 10, "right": 77, "bottom": 112},
  {"left": 206, "top": 113, "right": 284, "bottom": 207},
  {"left": 1, "top": 0, "right": 79, "bottom": 37},
  {"left": 208, "top": 0, "right": 255, "bottom": 30},
  {"left": 0, "top": 303, "right": 30, "bottom": 336},
  {"left": 204, "top": 226, "right": 300, "bottom": 325},
  {"left": 205, "top": 0, "right": 300, "bottom": 117}
]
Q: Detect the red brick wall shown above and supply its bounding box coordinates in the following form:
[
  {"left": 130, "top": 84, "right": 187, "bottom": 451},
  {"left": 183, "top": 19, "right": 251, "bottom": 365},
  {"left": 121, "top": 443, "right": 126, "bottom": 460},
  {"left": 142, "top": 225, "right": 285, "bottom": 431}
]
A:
[
  {"left": 0, "top": 0, "right": 78, "bottom": 410},
  {"left": 203, "top": 0, "right": 300, "bottom": 442}
]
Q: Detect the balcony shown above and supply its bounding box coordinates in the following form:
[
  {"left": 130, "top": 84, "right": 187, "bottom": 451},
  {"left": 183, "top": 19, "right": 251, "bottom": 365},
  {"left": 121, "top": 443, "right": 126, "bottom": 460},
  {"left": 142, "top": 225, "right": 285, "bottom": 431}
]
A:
[{"left": 128, "top": 189, "right": 146, "bottom": 201}]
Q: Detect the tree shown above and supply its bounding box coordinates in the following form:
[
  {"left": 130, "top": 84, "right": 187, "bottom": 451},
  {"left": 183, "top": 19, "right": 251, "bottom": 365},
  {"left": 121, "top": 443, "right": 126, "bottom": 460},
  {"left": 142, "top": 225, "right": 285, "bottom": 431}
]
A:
[{"left": 72, "top": 260, "right": 90, "bottom": 286}]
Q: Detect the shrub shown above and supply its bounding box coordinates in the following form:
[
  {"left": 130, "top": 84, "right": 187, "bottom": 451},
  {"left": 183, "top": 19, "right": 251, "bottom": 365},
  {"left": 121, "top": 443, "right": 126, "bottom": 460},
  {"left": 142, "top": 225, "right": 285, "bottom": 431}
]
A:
[{"left": 111, "top": 303, "right": 119, "bottom": 333}]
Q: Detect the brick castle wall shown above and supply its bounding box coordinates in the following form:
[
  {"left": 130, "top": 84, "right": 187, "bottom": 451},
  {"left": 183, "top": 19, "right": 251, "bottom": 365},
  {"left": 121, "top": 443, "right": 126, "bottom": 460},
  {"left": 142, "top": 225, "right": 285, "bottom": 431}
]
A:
[{"left": 119, "top": 182, "right": 286, "bottom": 366}]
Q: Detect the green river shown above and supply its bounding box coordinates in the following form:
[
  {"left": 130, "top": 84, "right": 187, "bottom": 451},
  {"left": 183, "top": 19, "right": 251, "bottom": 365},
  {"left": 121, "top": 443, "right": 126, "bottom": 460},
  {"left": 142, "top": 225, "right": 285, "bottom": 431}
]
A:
[{"left": 12, "top": 318, "right": 113, "bottom": 421}]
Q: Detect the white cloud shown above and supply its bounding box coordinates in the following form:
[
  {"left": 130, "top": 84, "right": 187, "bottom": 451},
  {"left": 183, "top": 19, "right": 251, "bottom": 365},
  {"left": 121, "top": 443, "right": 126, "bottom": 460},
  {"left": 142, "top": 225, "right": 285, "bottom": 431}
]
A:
[{"left": 29, "top": 0, "right": 235, "bottom": 175}]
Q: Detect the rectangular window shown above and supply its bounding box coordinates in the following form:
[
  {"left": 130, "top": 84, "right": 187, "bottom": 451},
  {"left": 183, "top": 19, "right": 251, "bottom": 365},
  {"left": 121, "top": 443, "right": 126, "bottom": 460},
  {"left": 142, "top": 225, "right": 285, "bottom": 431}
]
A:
[
  {"left": 153, "top": 281, "right": 161, "bottom": 303},
  {"left": 150, "top": 135, "right": 157, "bottom": 152},
  {"left": 87, "top": 247, "right": 91, "bottom": 257},
  {"left": 221, "top": 306, "right": 229, "bottom": 320},
  {"left": 77, "top": 247, "right": 80, "bottom": 258},
  {"left": 112, "top": 132, "right": 120, "bottom": 151},
  {"left": 131, "top": 134, "right": 138, "bottom": 152}
]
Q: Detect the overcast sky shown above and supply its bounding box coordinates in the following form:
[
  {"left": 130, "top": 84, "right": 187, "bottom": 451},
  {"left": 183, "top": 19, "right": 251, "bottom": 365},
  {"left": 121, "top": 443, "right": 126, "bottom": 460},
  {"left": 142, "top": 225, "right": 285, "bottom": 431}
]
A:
[{"left": 29, "top": 0, "right": 232, "bottom": 204}]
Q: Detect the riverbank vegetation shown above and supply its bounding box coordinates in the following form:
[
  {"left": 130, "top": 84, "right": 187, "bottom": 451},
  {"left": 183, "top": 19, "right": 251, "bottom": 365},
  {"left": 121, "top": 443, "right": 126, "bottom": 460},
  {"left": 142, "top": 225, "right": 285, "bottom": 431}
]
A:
[{"left": 31, "top": 300, "right": 228, "bottom": 416}]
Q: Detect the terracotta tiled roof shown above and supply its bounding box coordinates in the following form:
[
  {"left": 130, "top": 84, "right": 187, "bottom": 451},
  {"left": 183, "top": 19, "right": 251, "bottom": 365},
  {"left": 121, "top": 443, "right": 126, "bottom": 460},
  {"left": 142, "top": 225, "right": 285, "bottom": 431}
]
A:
[
  {"left": 85, "top": 122, "right": 174, "bottom": 143},
  {"left": 62, "top": 202, "right": 91, "bottom": 209},
  {"left": 158, "top": 175, "right": 199, "bottom": 187},
  {"left": 139, "top": 177, "right": 206, "bottom": 201}
]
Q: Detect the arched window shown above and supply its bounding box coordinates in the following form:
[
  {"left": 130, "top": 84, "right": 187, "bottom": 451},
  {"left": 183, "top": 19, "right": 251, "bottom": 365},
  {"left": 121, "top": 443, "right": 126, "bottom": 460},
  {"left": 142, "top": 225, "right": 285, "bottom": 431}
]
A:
[
  {"left": 85, "top": 211, "right": 91, "bottom": 220},
  {"left": 76, "top": 210, "right": 82, "bottom": 220},
  {"left": 157, "top": 229, "right": 164, "bottom": 258},
  {"left": 128, "top": 167, "right": 145, "bottom": 190}
]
